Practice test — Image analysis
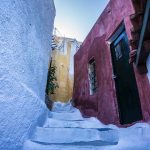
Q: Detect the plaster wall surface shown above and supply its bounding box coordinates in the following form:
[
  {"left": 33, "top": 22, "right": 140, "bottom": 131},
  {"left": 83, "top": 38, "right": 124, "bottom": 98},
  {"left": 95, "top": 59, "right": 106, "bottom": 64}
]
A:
[
  {"left": 0, "top": 0, "right": 55, "bottom": 149},
  {"left": 69, "top": 42, "right": 81, "bottom": 75},
  {"left": 49, "top": 37, "right": 81, "bottom": 102},
  {"left": 147, "top": 54, "right": 150, "bottom": 83},
  {"left": 73, "top": 0, "right": 150, "bottom": 126}
]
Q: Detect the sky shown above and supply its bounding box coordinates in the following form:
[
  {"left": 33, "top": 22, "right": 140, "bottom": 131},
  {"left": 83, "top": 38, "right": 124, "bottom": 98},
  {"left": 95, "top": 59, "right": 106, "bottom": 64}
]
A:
[{"left": 54, "top": 0, "right": 110, "bottom": 42}]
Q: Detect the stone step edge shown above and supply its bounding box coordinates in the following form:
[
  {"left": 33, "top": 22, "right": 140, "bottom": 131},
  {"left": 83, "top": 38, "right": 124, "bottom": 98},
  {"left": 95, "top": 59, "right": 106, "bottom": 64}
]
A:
[
  {"left": 30, "top": 140, "right": 118, "bottom": 146},
  {"left": 36, "top": 126, "right": 114, "bottom": 131},
  {"left": 31, "top": 127, "right": 119, "bottom": 145},
  {"left": 23, "top": 140, "right": 117, "bottom": 150}
]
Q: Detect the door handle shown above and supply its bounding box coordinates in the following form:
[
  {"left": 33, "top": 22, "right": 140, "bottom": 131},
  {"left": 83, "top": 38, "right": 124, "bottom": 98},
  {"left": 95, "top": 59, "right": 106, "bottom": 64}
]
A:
[{"left": 112, "top": 74, "right": 117, "bottom": 79}]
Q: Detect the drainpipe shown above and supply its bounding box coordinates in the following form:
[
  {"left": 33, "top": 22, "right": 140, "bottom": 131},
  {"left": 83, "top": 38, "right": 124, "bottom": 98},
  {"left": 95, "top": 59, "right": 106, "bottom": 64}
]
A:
[{"left": 136, "top": 0, "right": 150, "bottom": 70}]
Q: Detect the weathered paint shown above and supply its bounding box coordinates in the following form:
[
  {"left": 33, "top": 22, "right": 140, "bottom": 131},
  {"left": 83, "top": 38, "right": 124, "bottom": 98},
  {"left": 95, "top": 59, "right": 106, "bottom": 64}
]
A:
[
  {"left": 147, "top": 54, "right": 150, "bottom": 82},
  {"left": 73, "top": 0, "right": 150, "bottom": 126},
  {"left": 0, "top": 0, "right": 55, "bottom": 149},
  {"left": 49, "top": 37, "right": 81, "bottom": 102}
]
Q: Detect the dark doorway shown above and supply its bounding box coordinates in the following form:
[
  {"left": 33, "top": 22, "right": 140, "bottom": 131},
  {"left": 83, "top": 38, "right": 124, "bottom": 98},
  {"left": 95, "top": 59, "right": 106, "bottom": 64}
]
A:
[{"left": 110, "top": 30, "right": 143, "bottom": 125}]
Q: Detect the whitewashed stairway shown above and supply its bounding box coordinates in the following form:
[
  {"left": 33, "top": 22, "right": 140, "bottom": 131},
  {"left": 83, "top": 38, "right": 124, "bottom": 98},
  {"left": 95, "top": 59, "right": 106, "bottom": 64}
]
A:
[
  {"left": 22, "top": 102, "right": 119, "bottom": 150},
  {"left": 22, "top": 102, "right": 150, "bottom": 150}
]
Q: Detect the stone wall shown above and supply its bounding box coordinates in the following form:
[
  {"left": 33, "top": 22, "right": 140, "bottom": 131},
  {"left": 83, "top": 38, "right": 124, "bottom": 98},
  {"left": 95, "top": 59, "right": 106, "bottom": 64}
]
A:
[{"left": 0, "top": 0, "right": 55, "bottom": 149}]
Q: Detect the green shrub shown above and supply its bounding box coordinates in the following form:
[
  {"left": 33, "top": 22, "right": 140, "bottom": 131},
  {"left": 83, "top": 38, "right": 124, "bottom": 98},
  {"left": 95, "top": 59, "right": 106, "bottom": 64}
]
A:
[{"left": 46, "top": 64, "right": 59, "bottom": 94}]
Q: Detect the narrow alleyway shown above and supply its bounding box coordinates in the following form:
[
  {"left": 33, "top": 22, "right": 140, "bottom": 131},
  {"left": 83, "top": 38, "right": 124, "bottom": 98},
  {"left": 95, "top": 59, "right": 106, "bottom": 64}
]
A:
[{"left": 23, "top": 102, "right": 150, "bottom": 150}]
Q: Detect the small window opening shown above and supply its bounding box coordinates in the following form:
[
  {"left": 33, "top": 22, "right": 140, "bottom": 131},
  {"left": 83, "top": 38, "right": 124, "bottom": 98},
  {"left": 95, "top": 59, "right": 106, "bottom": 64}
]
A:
[
  {"left": 115, "top": 44, "right": 122, "bottom": 60},
  {"left": 88, "top": 58, "right": 97, "bottom": 95}
]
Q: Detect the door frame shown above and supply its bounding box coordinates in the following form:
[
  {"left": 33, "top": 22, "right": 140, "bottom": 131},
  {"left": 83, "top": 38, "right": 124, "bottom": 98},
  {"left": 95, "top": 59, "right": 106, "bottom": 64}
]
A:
[
  {"left": 107, "top": 22, "right": 143, "bottom": 124},
  {"left": 108, "top": 23, "right": 125, "bottom": 44}
]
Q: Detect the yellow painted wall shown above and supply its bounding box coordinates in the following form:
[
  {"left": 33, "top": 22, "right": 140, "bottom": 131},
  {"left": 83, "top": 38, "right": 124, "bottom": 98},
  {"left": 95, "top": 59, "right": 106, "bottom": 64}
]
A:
[{"left": 49, "top": 37, "right": 78, "bottom": 102}]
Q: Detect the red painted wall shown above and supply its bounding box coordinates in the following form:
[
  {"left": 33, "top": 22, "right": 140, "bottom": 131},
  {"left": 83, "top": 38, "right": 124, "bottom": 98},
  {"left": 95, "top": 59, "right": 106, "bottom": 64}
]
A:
[{"left": 73, "top": 0, "right": 150, "bottom": 126}]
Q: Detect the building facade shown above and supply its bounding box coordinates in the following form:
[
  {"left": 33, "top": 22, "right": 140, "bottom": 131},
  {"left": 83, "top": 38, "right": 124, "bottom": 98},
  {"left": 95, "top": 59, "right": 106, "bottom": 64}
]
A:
[
  {"left": 49, "top": 36, "right": 81, "bottom": 102},
  {"left": 0, "top": 0, "right": 55, "bottom": 149},
  {"left": 73, "top": 0, "right": 150, "bottom": 126}
]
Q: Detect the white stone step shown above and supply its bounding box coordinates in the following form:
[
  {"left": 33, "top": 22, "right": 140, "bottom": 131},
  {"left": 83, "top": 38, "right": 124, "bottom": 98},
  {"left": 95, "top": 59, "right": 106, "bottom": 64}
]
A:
[
  {"left": 49, "top": 111, "right": 84, "bottom": 121},
  {"left": 116, "top": 127, "right": 150, "bottom": 150},
  {"left": 118, "top": 123, "right": 150, "bottom": 139},
  {"left": 44, "top": 117, "right": 106, "bottom": 129},
  {"left": 52, "top": 102, "right": 77, "bottom": 112},
  {"left": 23, "top": 138, "right": 150, "bottom": 150},
  {"left": 23, "top": 140, "right": 116, "bottom": 150},
  {"left": 30, "top": 127, "right": 119, "bottom": 146}
]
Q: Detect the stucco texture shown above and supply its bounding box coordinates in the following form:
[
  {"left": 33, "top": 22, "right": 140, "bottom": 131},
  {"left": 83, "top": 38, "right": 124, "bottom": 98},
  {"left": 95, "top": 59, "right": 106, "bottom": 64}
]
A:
[
  {"left": 49, "top": 37, "right": 81, "bottom": 102},
  {"left": 73, "top": 0, "right": 150, "bottom": 126},
  {"left": 0, "top": 0, "right": 55, "bottom": 149}
]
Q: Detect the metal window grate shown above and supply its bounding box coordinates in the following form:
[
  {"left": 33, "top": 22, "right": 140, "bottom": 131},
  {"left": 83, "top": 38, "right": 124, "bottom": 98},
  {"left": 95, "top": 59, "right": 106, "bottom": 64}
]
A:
[{"left": 88, "top": 59, "right": 97, "bottom": 95}]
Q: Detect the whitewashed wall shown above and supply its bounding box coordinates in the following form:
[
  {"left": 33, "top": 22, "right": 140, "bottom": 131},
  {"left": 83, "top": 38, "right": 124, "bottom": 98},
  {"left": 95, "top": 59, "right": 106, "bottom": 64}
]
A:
[
  {"left": 69, "top": 41, "right": 82, "bottom": 76},
  {"left": 147, "top": 54, "right": 150, "bottom": 83},
  {"left": 0, "top": 0, "right": 55, "bottom": 149},
  {"left": 69, "top": 43, "right": 77, "bottom": 75}
]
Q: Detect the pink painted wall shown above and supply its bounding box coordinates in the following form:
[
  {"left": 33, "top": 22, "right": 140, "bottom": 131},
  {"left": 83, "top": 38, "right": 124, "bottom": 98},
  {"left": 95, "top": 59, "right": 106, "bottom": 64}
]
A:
[{"left": 73, "top": 0, "right": 150, "bottom": 126}]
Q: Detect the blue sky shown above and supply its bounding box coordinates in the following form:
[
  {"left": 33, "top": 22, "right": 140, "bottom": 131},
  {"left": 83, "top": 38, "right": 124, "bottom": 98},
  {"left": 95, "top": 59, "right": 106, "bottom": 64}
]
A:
[{"left": 54, "top": 0, "right": 110, "bottom": 42}]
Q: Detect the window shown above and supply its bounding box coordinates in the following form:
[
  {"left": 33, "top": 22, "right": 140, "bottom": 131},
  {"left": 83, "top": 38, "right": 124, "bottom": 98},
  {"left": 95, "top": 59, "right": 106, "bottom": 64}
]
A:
[
  {"left": 115, "top": 43, "right": 122, "bottom": 60},
  {"left": 88, "top": 58, "right": 97, "bottom": 95}
]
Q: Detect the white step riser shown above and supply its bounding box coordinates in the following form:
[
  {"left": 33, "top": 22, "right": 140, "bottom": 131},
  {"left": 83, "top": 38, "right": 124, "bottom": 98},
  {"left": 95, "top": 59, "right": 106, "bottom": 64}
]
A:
[
  {"left": 49, "top": 112, "right": 84, "bottom": 121},
  {"left": 23, "top": 138, "right": 150, "bottom": 150},
  {"left": 52, "top": 102, "right": 76, "bottom": 112},
  {"left": 23, "top": 140, "right": 113, "bottom": 150},
  {"left": 44, "top": 118, "right": 106, "bottom": 129},
  {"left": 31, "top": 127, "right": 118, "bottom": 145}
]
